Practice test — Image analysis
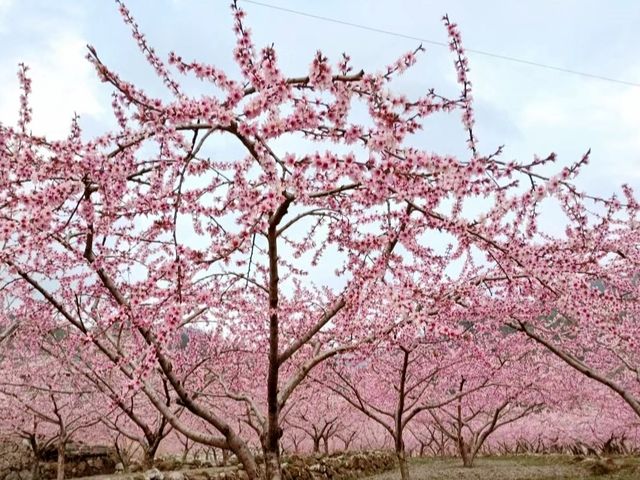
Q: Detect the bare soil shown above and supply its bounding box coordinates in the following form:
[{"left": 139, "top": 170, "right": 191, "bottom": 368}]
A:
[{"left": 366, "top": 455, "right": 640, "bottom": 480}]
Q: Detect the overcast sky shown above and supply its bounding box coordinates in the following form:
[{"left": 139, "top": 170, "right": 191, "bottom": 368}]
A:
[{"left": 1, "top": 0, "right": 638, "bottom": 197}]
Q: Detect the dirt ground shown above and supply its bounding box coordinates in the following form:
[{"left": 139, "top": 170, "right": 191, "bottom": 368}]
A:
[{"left": 366, "top": 455, "right": 640, "bottom": 480}]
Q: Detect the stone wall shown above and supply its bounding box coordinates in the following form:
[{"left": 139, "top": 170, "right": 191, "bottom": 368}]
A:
[
  {"left": 0, "top": 440, "right": 116, "bottom": 480},
  {"left": 173, "top": 451, "right": 398, "bottom": 480},
  {"left": 2, "top": 442, "right": 396, "bottom": 480}
]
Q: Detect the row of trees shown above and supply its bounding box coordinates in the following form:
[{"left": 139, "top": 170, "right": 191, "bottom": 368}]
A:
[
  {"left": 2, "top": 320, "right": 638, "bottom": 478},
  {"left": 0, "top": 2, "right": 638, "bottom": 480}
]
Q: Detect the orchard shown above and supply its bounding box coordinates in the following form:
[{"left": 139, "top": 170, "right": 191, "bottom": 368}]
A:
[{"left": 0, "top": 2, "right": 638, "bottom": 480}]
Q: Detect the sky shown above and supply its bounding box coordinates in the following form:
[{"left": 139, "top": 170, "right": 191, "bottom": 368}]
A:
[{"left": 0, "top": 0, "right": 638, "bottom": 247}]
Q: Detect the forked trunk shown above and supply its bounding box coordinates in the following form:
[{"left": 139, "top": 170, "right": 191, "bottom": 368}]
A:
[
  {"left": 458, "top": 439, "right": 474, "bottom": 468},
  {"left": 142, "top": 446, "right": 157, "bottom": 469}
]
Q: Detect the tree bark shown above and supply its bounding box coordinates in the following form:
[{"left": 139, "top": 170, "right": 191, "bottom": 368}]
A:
[
  {"left": 27, "top": 436, "right": 42, "bottom": 480},
  {"left": 56, "top": 441, "right": 66, "bottom": 480},
  {"left": 458, "top": 439, "right": 474, "bottom": 468},
  {"left": 395, "top": 349, "right": 411, "bottom": 480},
  {"left": 263, "top": 199, "right": 290, "bottom": 480},
  {"left": 232, "top": 441, "right": 259, "bottom": 480},
  {"left": 396, "top": 449, "right": 410, "bottom": 480},
  {"left": 142, "top": 447, "right": 157, "bottom": 469},
  {"left": 264, "top": 450, "right": 282, "bottom": 480}
]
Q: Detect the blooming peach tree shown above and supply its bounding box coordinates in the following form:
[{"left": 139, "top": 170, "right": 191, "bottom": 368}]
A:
[{"left": 0, "top": 1, "right": 628, "bottom": 479}]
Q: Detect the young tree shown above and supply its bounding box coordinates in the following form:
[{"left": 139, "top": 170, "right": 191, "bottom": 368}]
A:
[
  {"left": 0, "top": 325, "right": 103, "bottom": 480},
  {"left": 321, "top": 320, "right": 480, "bottom": 480},
  {"left": 428, "top": 335, "right": 547, "bottom": 467},
  {"left": 284, "top": 387, "right": 348, "bottom": 455}
]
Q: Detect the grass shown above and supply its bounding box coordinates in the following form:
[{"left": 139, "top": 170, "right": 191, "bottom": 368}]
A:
[{"left": 367, "top": 455, "right": 640, "bottom": 480}]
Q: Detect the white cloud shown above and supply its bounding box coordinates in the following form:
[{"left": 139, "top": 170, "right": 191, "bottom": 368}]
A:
[
  {"left": 0, "top": 2, "right": 104, "bottom": 138},
  {"left": 0, "top": 31, "right": 104, "bottom": 138},
  {"left": 518, "top": 80, "right": 640, "bottom": 182}
]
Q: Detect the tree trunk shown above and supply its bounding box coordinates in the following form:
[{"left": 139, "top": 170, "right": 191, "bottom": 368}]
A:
[
  {"left": 28, "top": 436, "right": 42, "bottom": 480},
  {"left": 323, "top": 438, "right": 329, "bottom": 455},
  {"left": 264, "top": 199, "right": 289, "bottom": 480},
  {"left": 31, "top": 457, "right": 41, "bottom": 480},
  {"left": 459, "top": 439, "right": 473, "bottom": 468},
  {"left": 438, "top": 433, "right": 447, "bottom": 457},
  {"left": 395, "top": 349, "right": 411, "bottom": 480},
  {"left": 264, "top": 450, "right": 282, "bottom": 480},
  {"left": 56, "top": 442, "right": 66, "bottom": 480},
  {"left": 312, "top": 437, "right": 320, "bottom": 454},
  {"left": 232, "top": 441, "right": 260, "bottom": 480},
  {"left": 396, "top": 449, "right": 410, "bottom": 480},
  {"left": 142, "top": 447, "right": 157, "bottom": 469}
]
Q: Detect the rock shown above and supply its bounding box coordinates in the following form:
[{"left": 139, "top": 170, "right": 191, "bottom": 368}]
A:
[
  {"left": 144, "top": 468, "right": 165, "bottom": 480},
  {"left": 17, "top": 471, "right": 31, "bottom": 480},
  {"left": 115, "top": 463, "right": 125, "bottom": 473},
  {"left": 184, "top": 472, "right": 209, "bottom": 480},
  {"left": 166, "top": 472, "right": 185, "bottom": 480},
  {"left": 76, "top": 461, "right": 88, "bottom": 474}
]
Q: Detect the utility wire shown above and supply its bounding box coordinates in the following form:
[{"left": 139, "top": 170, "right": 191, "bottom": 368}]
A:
[{"left": 240, "top": 0, "right": 640, "bottom": 88}]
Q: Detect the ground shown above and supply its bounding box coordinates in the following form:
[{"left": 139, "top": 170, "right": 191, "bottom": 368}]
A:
[
  {"left": 9, "top": 454, "right": 640, "bottom": 480},
  {"left": 366, "top": 455, "right": 640, "bottom": 480}
]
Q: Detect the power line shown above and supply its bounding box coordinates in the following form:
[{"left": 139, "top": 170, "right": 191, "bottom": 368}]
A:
[{"left": 240, "top": 0, "right": 640, "bottom": 88}]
